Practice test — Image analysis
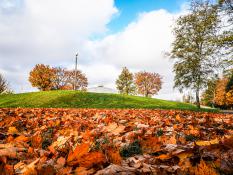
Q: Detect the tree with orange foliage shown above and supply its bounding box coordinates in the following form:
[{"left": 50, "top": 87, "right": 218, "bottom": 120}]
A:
[
  {"left": 214, "top": 76, "right": 233, "bottom": 108},
  {"left": 226, "top": 90, "right": 233, "bottom": 107},
  {"left": 134, "top": 71, "right": 162, "bottom": 97},
  {"left": 65, "top": 70, "right": 88, "bottom": 91},
  {"left": 29, "top": 64, "right": 56, "bottom": 91},
  {"left": 214, "top": 78, "right": 228, "bottom": 107},
  {"left": 53, "top": 67, "right": 69, "bottom": 90}
]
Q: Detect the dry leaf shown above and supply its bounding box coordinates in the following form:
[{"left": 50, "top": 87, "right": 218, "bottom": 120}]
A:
[
  {"left": 67, "top": 143, "right": 90, "bottom": 165},
  {"left": 8, "top": 127, "right": 18, "bottom": 135},
  {"left": 195, "top": 138, "right": 219, "bottom": 146},
  {"left": 75, "top": 167, "right": 95, "bottom": 175},
  {"left": 78, "top": 152, "right": 106, "bottom": 168}
]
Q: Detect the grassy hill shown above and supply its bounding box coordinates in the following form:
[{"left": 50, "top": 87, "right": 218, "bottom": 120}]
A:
[{"left": 0, "top": 90, "right": 213, "bottom": 111}]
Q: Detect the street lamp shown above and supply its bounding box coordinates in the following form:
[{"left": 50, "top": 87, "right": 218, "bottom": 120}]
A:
[{"left": 74, "top": 53, "right": 78, "bottom": 90}]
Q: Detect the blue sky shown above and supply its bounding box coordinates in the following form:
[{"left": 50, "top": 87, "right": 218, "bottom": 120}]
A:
[{"left": 108, "top": 0, "right": 186, "bottom": 32}]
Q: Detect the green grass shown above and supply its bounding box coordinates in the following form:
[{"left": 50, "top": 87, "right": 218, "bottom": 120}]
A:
[{"left": 0, "top": 90, "right": 217, "bottom": 112}]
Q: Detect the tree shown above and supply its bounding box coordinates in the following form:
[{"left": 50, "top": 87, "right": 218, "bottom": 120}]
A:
[
  {"left": 225, "top": 70, "right": 233, "bottom": 108},
  {"left": 169, "top": 0, "right": 221, "bottom": 108},
  {"left": 0, "top": 73, "right": 8, "bottom": 94},
  {"left": 29, "top": 64, "right": 56, "bottom": 91},
  {"left": 219, "top": 0, "right": 233, "bottom": 21},
  {"left": 214, "top": 76, "right": 233, "bottom": 108},
  {"left": 183, "top": 92, "right": 195, "bottom": 104},
  {"left": 214, "top": 78, "right": 228, "bottom": 107},
  {"left": 53, "top": 67, "right": 69, "bottom": 90},
  {"left": 134, "top": 71, "right": 162, "bottom": 97},
  {"left": 201, "top": 76, "right": 218, "bottom": 107},
  {"left": 218, "top": 0, "right": 233, "bottom": 67},
  {"left": 65, "top": 70, "right": 88, "bottom": 91},
  {"left": 226, "top": 70, "right": 233, "bottom": 92},
  {"left": 116, "top": 67, "right": 135, "bottom": 95}
]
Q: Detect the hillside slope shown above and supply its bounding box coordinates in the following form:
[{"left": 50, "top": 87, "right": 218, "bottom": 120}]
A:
[{"left": 0, "top": 90, "right": 203, "bottom": 110}]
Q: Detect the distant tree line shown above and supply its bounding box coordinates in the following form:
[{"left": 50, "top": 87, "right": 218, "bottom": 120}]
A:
[
  {"left": 29, "top": 64, "right": 88, "bottom": 91},
  {"left": 116, "top": 67, "right": 162, "bottom": 97},
  {"left": 169, "top": 0, "right": 233, "bottom": 108}
]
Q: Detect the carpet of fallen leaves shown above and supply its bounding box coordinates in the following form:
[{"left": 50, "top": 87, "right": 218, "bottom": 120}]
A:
[{"left": 0, "top": 108, "right": 232, "bottom": 175}]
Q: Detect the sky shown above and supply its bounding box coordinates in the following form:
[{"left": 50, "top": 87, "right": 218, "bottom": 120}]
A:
[{"left": 0, "top": 0, "right": 189, "bottom": 100}]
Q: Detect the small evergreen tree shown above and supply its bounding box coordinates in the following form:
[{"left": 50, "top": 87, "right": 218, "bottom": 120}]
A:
[{"left": 116, "top": 67, "right": 135, "bottom": 95}]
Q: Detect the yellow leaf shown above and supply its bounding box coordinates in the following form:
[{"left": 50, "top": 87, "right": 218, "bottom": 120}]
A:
[
  {"left": 177, "top": 152, "right": 193, "bottom": 160},
  {"left": 195, "top": 138, "right": 219, "bottom": 146},
  {"left": 8, "top": 127, "right": 18, "bottom": 135}
]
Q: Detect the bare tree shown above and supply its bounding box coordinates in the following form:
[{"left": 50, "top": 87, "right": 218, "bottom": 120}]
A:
[{"left": 0, "top": 73, "right": 8, "bottom": 94}]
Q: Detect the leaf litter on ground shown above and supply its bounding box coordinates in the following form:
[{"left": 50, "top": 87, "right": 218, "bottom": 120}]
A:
[{"left": 0, "top": 108, "right": 232, "bottom": 174}]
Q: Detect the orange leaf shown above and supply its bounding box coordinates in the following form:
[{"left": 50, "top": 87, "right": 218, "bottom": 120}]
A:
[
  {"left": 75, "top": 167, "right": 95, "bottom": 175},
  {"left": 4, "top": 164, "right": 14, "bottom": 175},
  {"left": 15, "top": 135, "right": 29, "bottom": 143},
  {"left": 157, "top": 154, "right": 171, "bottom": 160},
  {"left": 78, "top": 152, "right": 106, "bottom": 168},
  {"left": 31, "top": 133, "right": 42, "bottom": 149},
  {"left": 107, "top": 149, "right": 122, "bottom": 164},
  {"left": 67, "top": 143, "right": 90, "bottom": 165},
  {"left": 57, "top": 157, "right": 66, "bottom": 168}
]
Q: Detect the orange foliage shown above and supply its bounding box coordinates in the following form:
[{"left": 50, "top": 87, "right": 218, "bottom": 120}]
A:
[
  {"left": 214, "top": 77, "right": 233, "bottom": 107},
  {"left": 134, "top": 71, "right": 162, "bottom": 97},
  {"left": 29, "top": 64, "right": 56, "bottom": 91}
]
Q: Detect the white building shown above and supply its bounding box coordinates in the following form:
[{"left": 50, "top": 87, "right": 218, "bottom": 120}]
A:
[{"left": 87, "top": 85, "right": 117, "bottom": 94}]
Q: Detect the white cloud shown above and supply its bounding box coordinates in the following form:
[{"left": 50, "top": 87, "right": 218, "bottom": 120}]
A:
[
  {"left": 0, "top": 0, "right": 186, "bottom": 100},
  {"left": 0, "top": 0, "right": 117, "bottom": 92},
  {"left": 84, "top": 10, "right": 183, "bottom": 100}
]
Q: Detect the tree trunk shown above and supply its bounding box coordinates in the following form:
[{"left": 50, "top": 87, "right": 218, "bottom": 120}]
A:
[
  {"left": 196, "top": 89, "right": 200, "bottom": 109},
  {"left": 145, "top": 91, "right": 149, "bottom": 97}
]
